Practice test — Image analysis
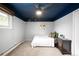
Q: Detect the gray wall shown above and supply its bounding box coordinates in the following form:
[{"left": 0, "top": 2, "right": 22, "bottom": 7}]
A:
[
  {"left": 0, "top": 16, "right": 25, "bottom": 54},
  {"left": 25, "top": 22, "right": 54, "bottom": 41},
  {"left": 54, "top": 13, "right": 73, "bottom": 40}
]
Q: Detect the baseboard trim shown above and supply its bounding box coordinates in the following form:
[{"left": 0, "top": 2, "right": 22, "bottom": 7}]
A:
[{"left": 1, "top": 40, "right": 24, "bottom": 56}]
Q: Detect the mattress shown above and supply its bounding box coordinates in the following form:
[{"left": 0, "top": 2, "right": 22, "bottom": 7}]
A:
[{"left": 31, "top": 35, "right": 54, "bottom": 47}]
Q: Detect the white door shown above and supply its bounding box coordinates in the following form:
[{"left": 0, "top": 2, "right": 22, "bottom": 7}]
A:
[{"left": 73, "top": 9, "right": 79, "bottom": 56}]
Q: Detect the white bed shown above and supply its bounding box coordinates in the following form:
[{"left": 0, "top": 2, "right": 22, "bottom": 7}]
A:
[{"left": 31, "top": 35, "right": 54, "bottom": 48}]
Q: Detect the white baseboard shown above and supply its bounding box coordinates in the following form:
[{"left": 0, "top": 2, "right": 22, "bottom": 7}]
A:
[{"left": 1, "top": 40, "right": 24, "bottom": 56}]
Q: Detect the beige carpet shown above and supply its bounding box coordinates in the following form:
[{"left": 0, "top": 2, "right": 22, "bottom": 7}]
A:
[{"left": 7, "top": 42, "right": 63, "bottom": 56}]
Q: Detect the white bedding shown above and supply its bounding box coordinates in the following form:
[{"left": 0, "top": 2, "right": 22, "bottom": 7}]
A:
[{"left": 31, "top": 35, "right": 54, "bottom": 47}]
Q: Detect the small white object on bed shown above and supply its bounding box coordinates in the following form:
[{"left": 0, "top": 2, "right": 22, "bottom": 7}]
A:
[{"left": 31, "top": 35, "right": 54, "bottom": 48}]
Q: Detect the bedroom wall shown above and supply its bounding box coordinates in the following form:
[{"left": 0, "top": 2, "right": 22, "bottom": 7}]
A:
[
  {"left": 0, "top": 16, "right": 25, "bottom": 54},
  {"left": 54, "top": 12, "right": 73, "bottom": 40},
  {"left": 54, "top": 12, "right": 74, "bottom": 55},
  {"left": 25, "top": 22, "right": 54, "bottom": 41}
]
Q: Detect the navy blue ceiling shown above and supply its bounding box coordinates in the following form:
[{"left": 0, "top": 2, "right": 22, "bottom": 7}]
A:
[{"left": 2, "top": 3, "right": 79, "bottom": 22}]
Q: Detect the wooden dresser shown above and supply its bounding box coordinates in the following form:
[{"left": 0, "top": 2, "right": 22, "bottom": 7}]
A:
[{"left": 55, "top": 38, "right": 71, "bottom": 54}]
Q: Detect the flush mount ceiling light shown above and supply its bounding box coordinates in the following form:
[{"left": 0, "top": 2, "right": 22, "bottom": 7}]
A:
[
  {"left": 34, "top": 3, "right": 53, "bottom": 16},
  {"left": 36, "top": 10, "right": 42, "bottom": 16}
]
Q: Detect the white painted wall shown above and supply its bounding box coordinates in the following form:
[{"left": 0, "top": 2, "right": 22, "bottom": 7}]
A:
[
  {"left": 54, "top": 13, "right": 73, "bottom": 40},
  {"left": 0, "top": 16, "right": 25, "bottom": 54},
  {"left": 25, "top": 22, "right": 54, "bottom": 41},
  {"left": 54, "top": 12, "right": 75, "bottom": 55}
]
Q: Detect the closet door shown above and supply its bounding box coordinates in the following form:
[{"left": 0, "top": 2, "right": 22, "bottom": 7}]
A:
[{"left": 73, "top": 9, "right": 79, "bottom": 56}]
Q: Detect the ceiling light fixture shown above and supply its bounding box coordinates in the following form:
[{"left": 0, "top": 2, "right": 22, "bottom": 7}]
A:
[{"left": 36, "top": 10, "right": 42, "bottom": 16}]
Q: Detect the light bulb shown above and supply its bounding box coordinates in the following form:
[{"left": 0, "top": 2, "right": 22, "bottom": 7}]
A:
[{"left": 36, "top": 10, "right": 42, "bottom": 16}]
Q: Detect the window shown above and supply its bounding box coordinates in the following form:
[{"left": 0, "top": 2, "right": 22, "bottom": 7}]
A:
[{"left": 0, "top": 10, "right": 12, "bottom": 28}]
